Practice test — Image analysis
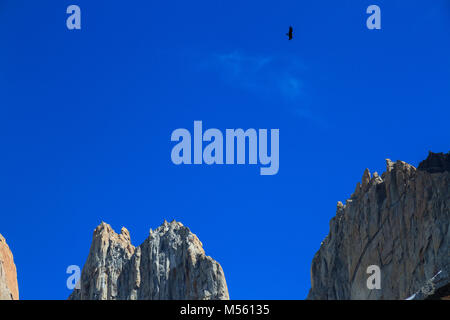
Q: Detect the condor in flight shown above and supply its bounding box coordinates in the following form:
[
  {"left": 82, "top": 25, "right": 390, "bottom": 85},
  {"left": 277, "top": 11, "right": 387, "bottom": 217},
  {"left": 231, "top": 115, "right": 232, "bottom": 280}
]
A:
[{"left": 286, "top": 26, "right": 293, "bottom": 40}]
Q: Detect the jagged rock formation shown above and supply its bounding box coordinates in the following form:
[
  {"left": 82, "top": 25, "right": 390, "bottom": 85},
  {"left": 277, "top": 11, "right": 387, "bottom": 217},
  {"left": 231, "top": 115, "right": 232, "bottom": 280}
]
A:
[
  {"left": 418, "top": 151, "right": 450, "bottom": 174},
  {"left": 0, "top": 234, "right": 19, "bottom": 300},
  {"left": 69, "top": 220, "right": 229, "bottom": 300},
  {"left": 308, "top": 152, "right": 450, "bottom": 300}
]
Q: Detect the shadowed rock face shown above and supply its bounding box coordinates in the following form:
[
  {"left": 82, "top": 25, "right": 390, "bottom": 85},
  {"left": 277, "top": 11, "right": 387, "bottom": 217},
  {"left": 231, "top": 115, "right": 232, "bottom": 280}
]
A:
[
  {"left": 69, "top": 220, "right": 229, "bottom": 300},
  {"left": 0, "top": 234, "right": 19, "bottom": 300},
  {"left": 418, "top": 151, "right": 450, "bottom": 174},
  {"left": 308, "top": 152, "right": 449, "bottom": 300}
]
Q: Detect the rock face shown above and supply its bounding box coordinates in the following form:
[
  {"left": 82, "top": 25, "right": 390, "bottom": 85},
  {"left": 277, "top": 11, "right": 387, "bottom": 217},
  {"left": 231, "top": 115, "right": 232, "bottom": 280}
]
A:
[
  {"left": 308, "top": 152, "right": 449, "bottom": 300},
  {"left": 69, "top": 220, "right": 229, "bottom": 300},
  {"left": 0, "top": 234, "right": 19, "bottom": 300}
]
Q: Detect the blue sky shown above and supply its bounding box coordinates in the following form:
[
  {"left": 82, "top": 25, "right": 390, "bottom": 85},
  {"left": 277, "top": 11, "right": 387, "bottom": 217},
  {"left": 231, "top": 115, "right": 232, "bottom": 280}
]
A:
[{"left": 0, "top": 0, "right": 449, "bottom": 299}]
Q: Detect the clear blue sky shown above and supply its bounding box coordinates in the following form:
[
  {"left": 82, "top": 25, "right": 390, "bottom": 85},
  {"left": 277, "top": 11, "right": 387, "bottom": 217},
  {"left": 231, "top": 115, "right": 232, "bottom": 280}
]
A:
[{"left": 0, "top": 0, "right": 449, "bottom": 299}]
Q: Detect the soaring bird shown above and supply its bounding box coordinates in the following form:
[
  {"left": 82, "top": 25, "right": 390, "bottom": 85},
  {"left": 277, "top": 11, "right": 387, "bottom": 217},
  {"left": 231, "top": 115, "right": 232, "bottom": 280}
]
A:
[{"left": 286, "top": 26, "right": 293, "bottom": 40}]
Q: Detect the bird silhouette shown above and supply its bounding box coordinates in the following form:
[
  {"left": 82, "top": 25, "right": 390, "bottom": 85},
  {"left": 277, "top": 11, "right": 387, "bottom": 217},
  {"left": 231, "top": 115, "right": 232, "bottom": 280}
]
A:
[{"left": 286, "top": 26, "right": 293, "bottom": 40}]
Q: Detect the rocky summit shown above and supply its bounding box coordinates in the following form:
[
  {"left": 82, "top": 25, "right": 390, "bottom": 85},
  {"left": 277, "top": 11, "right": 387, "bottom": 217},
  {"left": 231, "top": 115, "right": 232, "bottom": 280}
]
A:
[
  {"left": 69, "top": 220, "right": 229, "bottom": 300},
  {"left": 307, "top": 152, "right": 450, "bottom": 300},
  {"left": 0, "top": 234, "right": 19, "bottom": 300}
]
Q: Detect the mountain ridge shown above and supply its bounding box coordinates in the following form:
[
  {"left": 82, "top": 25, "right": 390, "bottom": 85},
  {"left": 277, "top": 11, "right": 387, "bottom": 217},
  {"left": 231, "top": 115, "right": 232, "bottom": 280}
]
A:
[
  {"left": 69, "top": 220, "right": 229, "bottom": 300},
  {"left": 0, "top": 234, "right": 19, "bottom": 300},
  {"left": 307, "top": 151, "right": 450, "bottom": 300}
]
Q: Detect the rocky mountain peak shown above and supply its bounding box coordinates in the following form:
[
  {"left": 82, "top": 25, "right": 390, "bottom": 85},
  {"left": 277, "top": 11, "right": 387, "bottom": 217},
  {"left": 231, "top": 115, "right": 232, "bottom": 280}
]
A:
[
  {"left": 70, "top": 220, "right": 229, "bottom": 300},
  {"left": 0, "top": 234, "right": 19, "bottom": 300},
  {"left": 308, "top": 152, "right": 449, "bottom": 300},
  {"left": 418, "top": 151, "right": 450, "bottom": 173}
]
